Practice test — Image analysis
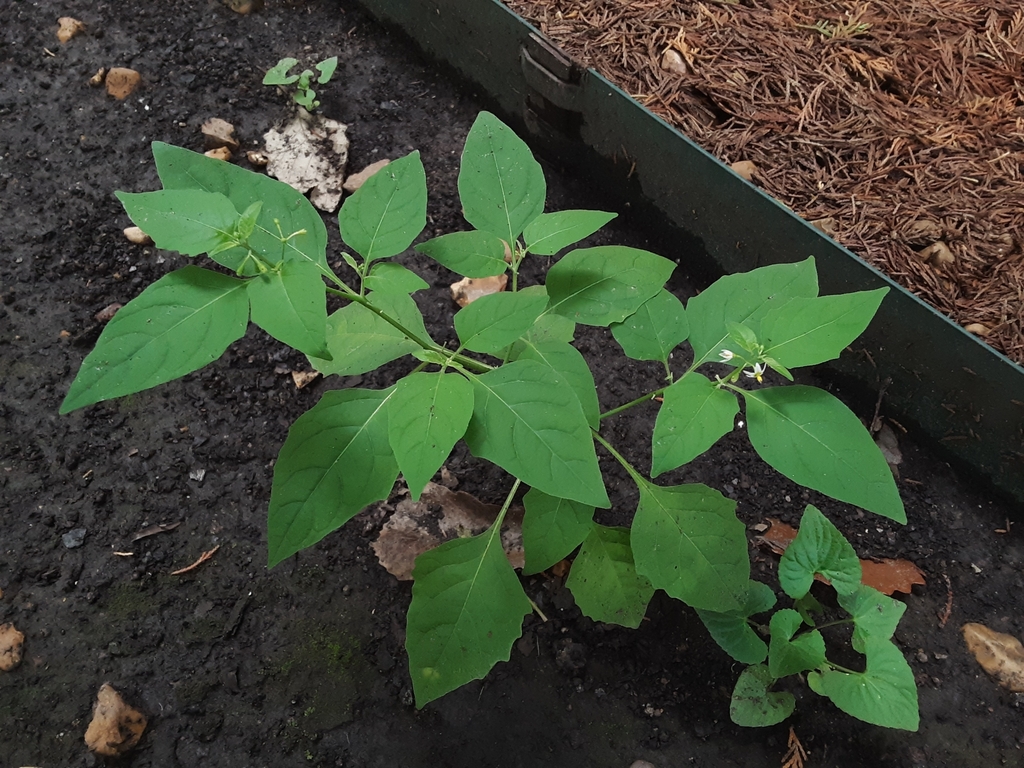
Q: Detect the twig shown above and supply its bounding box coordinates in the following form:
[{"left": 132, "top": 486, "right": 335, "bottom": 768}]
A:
[
  {"left": 938, "top": 572, "right": 953, "bottom": 628},
  {"left": 171, "top": 545, "right": 221, "bottom": 575},
  {"left": 783, "top": 726, "right": 807, "bottom": 768}
]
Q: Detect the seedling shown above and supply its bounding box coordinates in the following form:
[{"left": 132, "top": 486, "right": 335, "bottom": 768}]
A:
[
  {"left": 263, "top": 56, "right": 338, "bottom": 111},
  {"left": 62, "top": 112, "right": 916, "bottom": 729}
]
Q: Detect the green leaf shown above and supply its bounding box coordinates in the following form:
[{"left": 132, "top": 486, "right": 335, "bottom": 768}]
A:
[
  {"left": 454, "top": 291, "right": 547, "bottom": 354},
  {"left": 808, "top": 639, "right": 919, "bottom": 731},
  {"left": 236, "top": 201, "right": 263, "bottom": 242},
  {"left": 414, "top": 230, "right": 509, "bottom": 278},
  {"left": 363, "top": 261, "right": 429, "bottom": 294},
  {"left": 464, "top": 359, "right": 609, "bottom": 508},
  {"left": 631, "top": 481, "right": 749, "bottom": 611},
  {"left": 743, "top": 386, "right": 905, "bottom": 522},
  {"left": 61, "top": 266, "right": 248, "bottom": 413},
  {"left": 339, "top": 151, "right": 427, "bottom": 262},
  {"left": 116, "top": 189, "right": 239, "bottom": 258},
  {"left": 458, "top": 111, "right": 546, "bottom": 247},
  {"left": 523, "top": 209, "right": 616, "bottom": 255},
  {"left": 768, "top": 609, "right": 826, "bottom": 678},
  {"left": 760, "top": 289, "right": 888, "bottom": 368},
  {"left": 508, "top": 339, "right": 600, "bottom": 430},
  {"left": 151, "top": 142, "right": 331, "bottom": 278},
  {"left": 315, "top": 56, "right": 338, "bottom": 84},
  {"left": 388, "top": 373, "right": 474, "bottom": 500},
  {"left": 838, "top": 585, "right": 906, "bottom": 652},
  {"left": 794, "top": 592, "right": 824, "bottom": 625},
  {"left": 695, "top": 581, "right": 776, "bottom": 664},
  {"left": 651, "top": 373, "right": 738, "bottom": 477},
  {"left": 566, "top": 524, "right": 654, "bottom": 629},
  {"left": 610, "top": 288, "right": 689, "bottom": 362},
  {"left": 267, "top": 387, "right": 398, "bottom": 565},
  {"left": 545, "top": 246, "right": 676, "bottom": 327},
  {"left": 310, "top": 292, "right": 430, "bottom": 377},
  {"left": 406, "top": 520, "right": 531, "bottom": 707},
  {"left": 521, "top": 488, "right": 595, "bottom": 575},
  {"left": 778, "top": 505, "right": 861, "bottom": 599},
  {"left": 520, "top": 307, "right": 576, "bottom": 345},
  {"left": 263, "top": 57, "right": 299, "bottom": 85},
  {"left": 730, "top": 665, "right": 795, "bottom": 727},
  {"left": 687, "top": 258, "right": 818, "bottom": 364},
  {"left": 247, "top": 259, "right": 330, "bottom": 359}
]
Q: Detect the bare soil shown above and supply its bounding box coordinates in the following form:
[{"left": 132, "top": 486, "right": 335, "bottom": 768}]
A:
[{"left": 1, "top": 1, "right": 1022, "bottom": 766}]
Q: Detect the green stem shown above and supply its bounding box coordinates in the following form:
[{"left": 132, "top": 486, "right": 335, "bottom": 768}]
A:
[
  {"left": 324, "top": 286, "right": 435, "bottom": 350},
  {"left": 592, "top": 431, "right": 644, "bottom": 486},
  {"left": 600, "top": 387, "right": 667, "bottom": 421},
  {"left": 812, "top": 618, "right": 855, "bottom": 632}
]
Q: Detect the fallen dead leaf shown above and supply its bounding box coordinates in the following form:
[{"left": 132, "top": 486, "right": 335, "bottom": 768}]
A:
[
  {"left": 204, "top": 147, "right": 232, "bottom": 161},
  {"left": 756, "top": 518, "right": 925, "bottom": 595},
  {"left": 372, "top": 482, "right": 524, "bottom": 580},
  {"left": 170, "top": 545, "right": 220, "bottom": 575},
  {"left": 84, "top": 683, "right": 147, "bottom": 757},
  {"left": 660, "top": 48, "right": 688, "bottom": 75},
  {"left": 57, "top": 17, "right": 86, "bottom": 44},
  {"left": 450, "top": 274, "right": 508, "bottom": 307},
  {"left": 94, "top": 303, "right": 123, "bottom": 323},
  {"left": 201, "top": 118, "right": 239, "bottom": 151},
  {"left": 0, "top": 623, "right": 25, "bottom": 672},
  {"left": 131, "top": 521, "right": 181, "bottom": 542},
  {"left": 962, "top": 623, "right": 1024, "bottom": 692},
  {"left": 264, "top": 110, "right": 349, "bottom": 212},
  {"left": 904, "top": 218, "right": 943, "bottom": 243},
  {"left": 916, "top": 241, "right": 955, "bottom": 268},
  {"left": 124, "top": 226, "right": 153, "bottom": 245},
  {"left": 223, "top": 0, "right": 264, "bottom": 13},
  {"left": 89, "top": 68, "right": 106, "bottom": 87},
  {"left": 344, "top": 158, "right": 391, "bottom": 193},
  {"left": 549, "top": 559, "right": 571, "bottom": 579},
  {"left": 874, "top": 422, "right": 902, "bottom": 478},
  {"left": 291, "top": 370, "right": 320, "bottom": 389},
  {"left": 730, "top": 160, "right": 757, "bottom": 181},
  {"left": 105, "top": 68, "right": 141, "bottom": 100},
  {"left": 810, "top": 217, "right": 837, "bottom": 236},
  {"left": 964, "top": 322, "right": 991, "bottom": 337}
]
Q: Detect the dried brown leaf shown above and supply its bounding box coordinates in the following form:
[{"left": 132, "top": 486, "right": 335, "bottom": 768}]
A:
[
  {"left": 344, "top": 158, "right": 391, "bottom": 193},
  {"left": 131, "top": 521, "right": 181, "bottom": 542},
  {"left": 450, "top": 274, "right": 508, "bottom": 307},
  {"left": 201, "top": 118, "right": 239, "bottom": 151},
  {"left": 962, "top": 622, "right": 1024, "bottom": 692}
]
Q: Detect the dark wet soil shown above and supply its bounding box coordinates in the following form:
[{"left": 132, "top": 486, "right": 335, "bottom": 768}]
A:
[{"left": 2, "top": 1, "right": 1023, "bottom": 766}]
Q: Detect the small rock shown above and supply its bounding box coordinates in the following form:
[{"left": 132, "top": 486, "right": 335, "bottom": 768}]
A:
[
  {"left": 204, "top": 147, "right": 232, "bottom": 161},
  {"left": 630, "top": 761, "right": 657, "bottom": 768},
  {"left": 105, "top": 68, "right": 141, "bottom": 100},
  {"left": 344, "top": 158, "right": 391, "bottom": 193},
  {"left": 123, "top": 226, "right": 152, "bottom": 245},
  {"left": 201, "top": 118, "right": 239, "bottom": 151},
  {"left": 660, "top": 49, "right": 687, "bottom": 75},
  {"left": 84, "top": 683, "right": 147, "bottom": 757},
  {"left": 0, "top": 623, "right": 25, "bottom": 672},
  {"left": 246, "top": 150, "right": 269, "bottom": 167},
  {"left": 62, "top": 528, "right": 87, "bottom": 549},
  {"left": 730, "top": 160, "right": 757, "bottom": 181},
  {"left": 223, "top": 0, "right": 264, "bottom": 13},
  {"left": 88, "top": 68, "right": 107, "bottom": 87},
  {"left": 57, "top": 17, "right": 86, "bottom": 43},
  {"left": 189, "top": 468, "right": 206, "bottom": 482}
]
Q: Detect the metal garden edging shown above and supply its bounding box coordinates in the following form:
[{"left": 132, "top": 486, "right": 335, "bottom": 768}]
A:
[{"left": 352, "top": 0, "right": 1024, "bottom": 505}]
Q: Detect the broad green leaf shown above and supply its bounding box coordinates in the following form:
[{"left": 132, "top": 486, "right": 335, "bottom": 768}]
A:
[
  {"left": 521, "top": 488, "right": 595, "bottom": 575},
  {"left": 760, "top": 289, "right": 888, "bottom": 368},
  {"left": 388, "top": 373, "right": 474, "bottom": 500},
  {"left": 315, "top": 56, "right": 338, "bottom": 83},
  {"left": 730, "top": 664, "right": 795, "bottom": 727},
  {"left": 509, "top": 339, "right": 600, "bottom": 430},
  {"left": 267, "top": 388, "right": 398, "bottom": 566},
  {"left": 458, "top": 111, "right": 546, "bottom": 247},
  {"left": 838, "top": 585, "right": 906, "bottom": 652},
  {"left": 407, "top": 521, "right": 531, "bottom": 707},
  {"left": 151, "top": 142, "right": 331, "bottom": 278},
  {"left": 523, "top": 209, "right": 617, "bottom": 255},
  {"left": 545, "top": 246, "right": 675, "bottom": 327},
  {"left": 808, "top": 639, "right": 919, "bottom": 731},
  {"left": 611, "top": 288, "right": 689, "bottom": 362},
  {"left": 743, "top": 386, "right": 905, "bottom": 522},
  {"left": 778, "top": 505, "right": 861, "bottom": 599},
  {"left": 263, "top": 57, "right": 299, "bottom": 85},
  {"left": 116, "top": 189, "right": 238, "bottom": 258},
  {"left": 695, "top": 581, "right": 777, "bottom": 664},
  {"left": 454, "top": 291, "right": 547, "bottom": 354},
  {"left": 566, "top": 524, "right": 654, "bottom": 629},
  {"left": 310, "top": 292, "right": 430, "bottom": 377},
  {"left": 687, "top": 258, "right": 818, "bottom": 364},
  {"left": 768, "top": 609, "right": 826, "bottom": 678},
  {"left": 339, "top": 151, "right": 427, "bottom": 262},
  {"left": 631, "top": 481, "right": 749, "bottom": 611},
  {"left": 235, "top": 201, "right": 263, "bottom": 242},
  {"left": 363, "top": 261, "right": 429, "bottom": 294},
  {"left": 414, "top": 230, "right": 508, "bottom": 278},
  {"left": 465, "top": 359, "right": 609, "bottom": 508},
  {"left": 247, "top": 259, "right": 330, "bottom": 359},
  {"left": 61, "top": 266, "right": 248, "bottom": 413},
  {"left": 651, "top": 373, "right": 738, "bottom": 477},
  {"left": 521, "top": 309, "right": 576, "bottom": 345}
]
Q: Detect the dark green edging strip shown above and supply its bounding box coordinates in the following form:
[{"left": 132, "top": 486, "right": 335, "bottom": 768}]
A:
[{"left": 351, "top": 0, "right": 1024, "bottom": 505}]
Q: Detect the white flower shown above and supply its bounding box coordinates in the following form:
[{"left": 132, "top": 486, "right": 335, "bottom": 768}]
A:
[
  {"left": 745, "top": 363, "right": 766, "bottom": 383},
  {"left": 719, "top": 349, "right": 735, "bottom": 362}
]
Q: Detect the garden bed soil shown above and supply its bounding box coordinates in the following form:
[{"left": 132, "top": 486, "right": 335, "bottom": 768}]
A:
[
  {"left": 2, "top": 1, "right": 1023, "bottom": 766},
  {"left": 507, "top": 0, "right": 1024, "bottom": 365}
]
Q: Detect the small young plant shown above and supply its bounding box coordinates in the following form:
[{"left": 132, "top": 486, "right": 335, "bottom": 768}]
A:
[
  {"left": 62, "top": 112, "right": 917, "bottom": 729},
  {"left": 263, "top": 56, "right": 338, "bottom": 111}
]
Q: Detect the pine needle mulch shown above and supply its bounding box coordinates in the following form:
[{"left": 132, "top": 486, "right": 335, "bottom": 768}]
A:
[{"left": 506, "top": 0, "right": 1024, "bottom": 364}]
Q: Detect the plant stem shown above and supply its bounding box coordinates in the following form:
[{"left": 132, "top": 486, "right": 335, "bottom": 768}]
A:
[
  {"left": 592, "top": 431, "right": 644, "bottom": 486},
  {"left": 600, "top": 388, "right": 667, "bottom": 421},
  {"left": 527, "top": 595, "right": 549, "bottom": 623},
  {"left": 324, "top": 286, "right": 435, "bottom": 350}
]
